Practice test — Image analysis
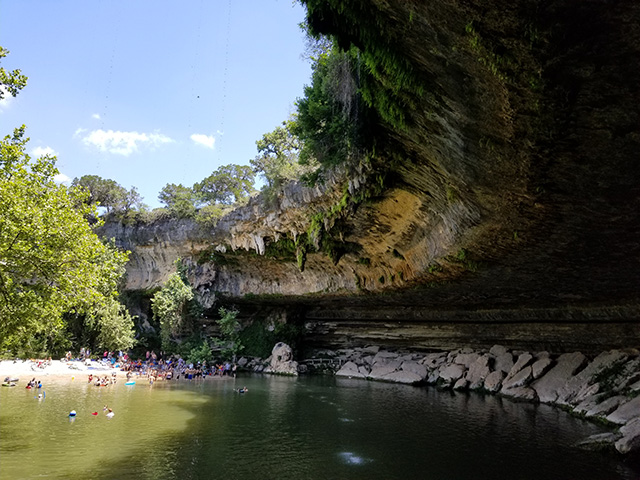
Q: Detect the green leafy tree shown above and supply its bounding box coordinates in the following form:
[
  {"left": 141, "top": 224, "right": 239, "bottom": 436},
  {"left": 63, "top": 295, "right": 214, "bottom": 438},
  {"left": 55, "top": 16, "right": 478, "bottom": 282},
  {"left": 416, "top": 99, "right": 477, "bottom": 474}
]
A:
[
  {"left": 0, "top": 127, "right": 133, "bottom": 353},
  {"left": 119, "top": 186, "right": 146, "bottom": 214},
  {"left": 251, "top": 119, "right": 309, "bottom": 189},
  {"left": 71, "top": 175, "right": 146, "bottom": 215},
  {"left": 215, "top": 307, "right": 243, "bottom": 359},
  {"left": 194, "top": 164, "right": 255, "bottom": 205},
  {"left": 83, "top": 296, "right": 136, "bottom": 351},
  {"left": 151, "top": 272, "right": 194, "bottom": 349},
  {"left": 0, "top": 46, "right": 27, "bottom": 99},
  {"left": 71, "top": 175, "right": 127, "bottom": 213},
  {"left": 158, "top": 183, "right": 199, "bottom": 218}
]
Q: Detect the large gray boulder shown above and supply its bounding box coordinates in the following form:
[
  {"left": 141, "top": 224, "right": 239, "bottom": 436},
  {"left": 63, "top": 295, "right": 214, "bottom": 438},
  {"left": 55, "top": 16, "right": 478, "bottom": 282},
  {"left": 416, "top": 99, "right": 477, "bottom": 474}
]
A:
[
  {"left": 606, "top": 396, "right": 640, "bottom": 425},
  {"left": 484, "top": 371, "right": 505, "bottom": 393},
  {"left": 401, "top": 360, "right": 428, "bottom": 380},
  {"left": 466, "top": 354, "right": 492, "bottom": 389},
  {"left": 439, "top": 364, "right": 465, "bottom": 383},
  {"left": 454, "top": 352, "right": 480, "bottom": 368},
  {"left": 501, "top": 386, "right": 538, "bottom": 401},
  {"left": 531, "top": 357, "right": 553, "bottom": 379},
  {"left": 505, "top": 353, "right": 533, "bottom": 382},
  {"left": 616, "top": 418, "right": 640, "bottom": 454},
  {"left": 421, "top": 352, "right": 447, "bottom": 369},
  {"left": 453, "top": 377, "right": 469, "bottom": 390},
  {"left": 369, "top": 363, "right": 402, "bottom": 379},
  {"left": 556, "top": 350, "right": 628, "bottom": 405},
  {"left": 531, "top": 352, "right": 587, "bottom": 403},
  {"left": 585, "top": 395, "right": 627, "bottom": 418},
  {"left": 380, "top": 370, "right": 424, "bottom": 385},
  {"left": 372, "top": 351, "right": 399, "bottom": 363},
  {"left": 494, "top": 352, "right": 514, "bottom": 374},
  {"left": 502, "top": 366, "right": 532, "bottom": 391},
  {"left": 336, "top": 361, "right": 366, "bottom": 378},
  {"left": 490, "top": 345, "right": 508, "bottom": 357},
  {"left": 263, "top": 342, "right": 298, "bottom": 375}
]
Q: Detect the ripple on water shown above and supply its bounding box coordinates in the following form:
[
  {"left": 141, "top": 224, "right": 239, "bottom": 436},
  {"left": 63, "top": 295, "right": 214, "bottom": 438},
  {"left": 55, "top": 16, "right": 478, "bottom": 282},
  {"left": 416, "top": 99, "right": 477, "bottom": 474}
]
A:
[{"left": 338, "top": 452, "right": 372, "bottom": 466}]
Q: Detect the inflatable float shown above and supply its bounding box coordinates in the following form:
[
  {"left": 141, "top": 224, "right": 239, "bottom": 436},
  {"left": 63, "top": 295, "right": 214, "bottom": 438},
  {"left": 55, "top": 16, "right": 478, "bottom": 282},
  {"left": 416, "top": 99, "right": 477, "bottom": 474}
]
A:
[{"left": 125, "top": 381, "right": 136, "bottom": 385}]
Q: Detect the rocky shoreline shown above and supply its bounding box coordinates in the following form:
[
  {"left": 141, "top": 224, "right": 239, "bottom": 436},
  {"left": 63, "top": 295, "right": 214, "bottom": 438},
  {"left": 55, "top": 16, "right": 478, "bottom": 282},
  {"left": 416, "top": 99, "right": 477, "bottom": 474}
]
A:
[{"left": 244, "top": 344, "right": 640, "bottom": 455}]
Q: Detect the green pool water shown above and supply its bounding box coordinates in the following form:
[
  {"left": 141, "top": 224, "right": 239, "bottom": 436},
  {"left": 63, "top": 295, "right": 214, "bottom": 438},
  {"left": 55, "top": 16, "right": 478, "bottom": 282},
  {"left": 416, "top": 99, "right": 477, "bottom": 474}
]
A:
[{"left": 1, "top": 374, "right": 638, "bottom": 479}]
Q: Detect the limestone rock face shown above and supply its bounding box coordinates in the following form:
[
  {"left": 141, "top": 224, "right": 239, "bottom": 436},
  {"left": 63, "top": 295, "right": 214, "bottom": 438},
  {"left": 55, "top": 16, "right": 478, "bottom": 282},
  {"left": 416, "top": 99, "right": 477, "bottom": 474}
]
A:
[
  {"left": 264, "top": 342, "right": 298, "bottom": 376},
  {"left": 100, "top": 0, "right": 640, "bottom": 357}
]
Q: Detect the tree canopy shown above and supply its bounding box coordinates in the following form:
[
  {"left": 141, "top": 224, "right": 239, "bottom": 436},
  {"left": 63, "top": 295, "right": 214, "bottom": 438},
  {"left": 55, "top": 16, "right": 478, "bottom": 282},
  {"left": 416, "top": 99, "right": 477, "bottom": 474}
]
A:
[
  {"left": 158, "top": 183, "right": 199, "bottom": 218},
  {"left": 0, "top": 127, "right": 135, "bottom": 353},
  {"left": 250, "top": 119, "right": 308, "bottom": 189},
  {"left": 194, "top": 164, "right": 255, "bottom": 205},
  {"left": 72, "top": 174, "right": 146, "bottom": 214}
]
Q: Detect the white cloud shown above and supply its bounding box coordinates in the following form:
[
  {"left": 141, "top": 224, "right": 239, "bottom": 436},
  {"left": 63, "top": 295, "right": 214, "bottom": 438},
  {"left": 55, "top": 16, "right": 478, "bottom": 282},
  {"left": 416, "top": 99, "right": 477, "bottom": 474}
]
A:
[
  {"left": 31, "top": 146, "right": 59, "bottom": 157},
  {"left": 92, "top": 113, "right": 101, "bottom": 120},
  {"left": 54, "top": 173, "right": 71, "bottom": 184},
  {"left": 74, "top": 127, "right": 87, "bottom": 137},
  {"left": 191, "top": 133, "right": 215, "bottom": 149},
  {"left": 0, "top": 86, "right": 14, "bottom": 112},
  {"left": 81, "top": 129, "right": 174, "bottom": 156}
]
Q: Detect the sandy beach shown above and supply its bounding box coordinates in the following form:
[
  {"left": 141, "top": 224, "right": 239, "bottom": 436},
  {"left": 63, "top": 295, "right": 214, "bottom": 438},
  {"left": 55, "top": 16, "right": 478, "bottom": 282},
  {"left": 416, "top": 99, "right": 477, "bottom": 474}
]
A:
[{"left": 1, "top": 359, "right": 126, "bottom": 383}]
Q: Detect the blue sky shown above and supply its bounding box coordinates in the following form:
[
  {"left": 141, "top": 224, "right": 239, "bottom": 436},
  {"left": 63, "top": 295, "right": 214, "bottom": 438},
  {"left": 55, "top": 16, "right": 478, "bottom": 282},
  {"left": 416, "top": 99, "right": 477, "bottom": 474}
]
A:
[{"left": 0, "top": 0, "right": 312, "bottom": 208}]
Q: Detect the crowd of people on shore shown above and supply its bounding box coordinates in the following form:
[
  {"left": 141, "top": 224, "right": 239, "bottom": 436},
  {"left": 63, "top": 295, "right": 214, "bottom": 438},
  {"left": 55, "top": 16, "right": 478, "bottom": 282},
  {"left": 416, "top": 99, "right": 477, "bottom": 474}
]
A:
[
  {"left": 65, "top": 349, "right": 239, "bottom": 387},
  {"left": 119, "top": 351, "right": 238, "bottom": 385}
]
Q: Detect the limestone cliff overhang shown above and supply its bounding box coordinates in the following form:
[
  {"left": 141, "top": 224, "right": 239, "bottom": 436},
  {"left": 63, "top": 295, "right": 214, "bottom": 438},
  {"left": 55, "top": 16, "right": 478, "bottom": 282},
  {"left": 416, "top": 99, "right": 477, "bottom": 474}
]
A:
[{"left": 101, "top": 0, "right": 640, "bottom": 329}]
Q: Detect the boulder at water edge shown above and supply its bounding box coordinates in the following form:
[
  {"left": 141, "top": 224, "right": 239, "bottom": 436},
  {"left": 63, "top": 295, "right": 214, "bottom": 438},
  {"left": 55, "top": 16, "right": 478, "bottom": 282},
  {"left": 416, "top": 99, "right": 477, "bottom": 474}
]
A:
[{"left": 263, "top": 342, "right": 298, "bottom": 375}]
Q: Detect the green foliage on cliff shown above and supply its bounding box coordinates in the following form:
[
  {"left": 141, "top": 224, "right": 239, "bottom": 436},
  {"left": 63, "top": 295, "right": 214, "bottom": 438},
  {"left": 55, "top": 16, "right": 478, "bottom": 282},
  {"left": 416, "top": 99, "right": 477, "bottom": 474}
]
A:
[
  {"left": 301, "top": 0, "right": 423, "bottom": 130},
  {"left": 293, "top": 46, "right": 372, "bottom": 170},
  {"left": 214, "top": 307, "right": 243, "bottom": 359},
  {"left": 151, "top": 272, "right": 194, "bottom": 349}
]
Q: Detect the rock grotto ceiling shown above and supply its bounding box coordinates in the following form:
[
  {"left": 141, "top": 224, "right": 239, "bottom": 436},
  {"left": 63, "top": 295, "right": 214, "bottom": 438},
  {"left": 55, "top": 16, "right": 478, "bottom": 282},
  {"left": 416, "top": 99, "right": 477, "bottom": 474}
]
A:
[{"left": 102, "top": 0, "right": 640, "bottom": 353}]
